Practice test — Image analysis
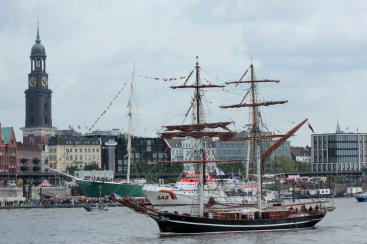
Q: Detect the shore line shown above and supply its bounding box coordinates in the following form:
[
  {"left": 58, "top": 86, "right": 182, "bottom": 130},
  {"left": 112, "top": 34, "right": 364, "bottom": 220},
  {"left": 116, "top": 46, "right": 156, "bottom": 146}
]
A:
[{"left": 0, "top": 203, "right": 123, "bottom": 210}]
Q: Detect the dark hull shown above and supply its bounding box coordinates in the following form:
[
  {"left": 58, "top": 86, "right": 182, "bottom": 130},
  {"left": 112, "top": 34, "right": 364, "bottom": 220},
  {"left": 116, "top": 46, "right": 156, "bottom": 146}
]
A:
[
  {"left": 355, "top": 196, "right": 367, "bottom": 202},
  {"left": 153, "top": 212, "right": 326, "bottom": 234}
]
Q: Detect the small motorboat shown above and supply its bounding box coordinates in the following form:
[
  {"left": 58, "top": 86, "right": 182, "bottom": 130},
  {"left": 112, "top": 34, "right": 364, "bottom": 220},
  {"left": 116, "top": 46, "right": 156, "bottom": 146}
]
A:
[
  {"left": 355, "top": 193, "right": 367, "bottom": 202},
  {"left": 83, "top": 203, "right": 108, "bottom": 211}
]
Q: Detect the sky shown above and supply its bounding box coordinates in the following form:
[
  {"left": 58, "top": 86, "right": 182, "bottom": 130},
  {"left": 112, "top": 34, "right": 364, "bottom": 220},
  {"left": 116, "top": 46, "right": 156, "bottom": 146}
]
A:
[{"left": 1, "top": 0, "right": 367, "bottom": 146}]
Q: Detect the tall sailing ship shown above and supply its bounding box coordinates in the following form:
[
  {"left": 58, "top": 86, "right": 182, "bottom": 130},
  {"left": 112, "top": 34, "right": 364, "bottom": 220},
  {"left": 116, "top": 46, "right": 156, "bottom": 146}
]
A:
[
  {"left": 113, "top": 58, "right": 328, "bottom": 234},
  {"left": 76, "top": 66, "right": 144, "bottom": 198}
]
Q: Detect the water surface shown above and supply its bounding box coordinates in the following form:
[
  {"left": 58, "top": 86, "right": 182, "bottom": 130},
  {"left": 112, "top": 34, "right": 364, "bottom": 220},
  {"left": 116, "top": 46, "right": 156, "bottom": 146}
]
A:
[{"left": 0, "top": 198, "right": 365, "bottom": 244}]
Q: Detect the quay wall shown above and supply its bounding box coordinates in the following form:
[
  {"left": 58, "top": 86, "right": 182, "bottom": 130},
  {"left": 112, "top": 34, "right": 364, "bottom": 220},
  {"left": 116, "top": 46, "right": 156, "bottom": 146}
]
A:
[{"left": 0, "top": 187, "right": 71, "bottom": 202}]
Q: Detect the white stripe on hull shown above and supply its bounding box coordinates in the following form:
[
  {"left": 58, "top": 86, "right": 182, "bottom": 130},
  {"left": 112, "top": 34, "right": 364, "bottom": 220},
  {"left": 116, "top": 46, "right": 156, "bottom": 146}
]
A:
[
  {"left": 163, "top": 218, "right": 323, "bottom": 228},
  {"left": 160, "top": 226, "right": 315, "bottom": 235}
]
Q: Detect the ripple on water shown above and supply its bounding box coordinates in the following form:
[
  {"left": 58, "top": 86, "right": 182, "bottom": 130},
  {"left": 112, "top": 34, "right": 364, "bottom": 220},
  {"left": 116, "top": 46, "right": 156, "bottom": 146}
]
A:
[{"left": 0, "top": 198, "right": 365, "bottom": 244}]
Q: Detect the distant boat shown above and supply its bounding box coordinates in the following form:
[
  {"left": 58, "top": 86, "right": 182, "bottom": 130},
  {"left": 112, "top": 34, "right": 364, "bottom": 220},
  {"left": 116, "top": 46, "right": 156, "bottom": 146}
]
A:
[
  {"left": 143, "top": 173, "right": 275, "bottom": 206},
  {"left": 355, "top": 193, "right": 367, "bottom": 202},
  {"left": 76, "top": 178, "right": 144, "bottom": 198},
  {"left": 83, "top": 203, "right": 108, "bottom": 211}
]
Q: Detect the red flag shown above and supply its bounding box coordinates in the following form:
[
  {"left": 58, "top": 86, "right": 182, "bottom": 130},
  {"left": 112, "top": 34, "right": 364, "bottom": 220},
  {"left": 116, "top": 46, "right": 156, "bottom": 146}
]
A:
[{"left": 308, "top": 123, "right": 315, "bottom": 133}]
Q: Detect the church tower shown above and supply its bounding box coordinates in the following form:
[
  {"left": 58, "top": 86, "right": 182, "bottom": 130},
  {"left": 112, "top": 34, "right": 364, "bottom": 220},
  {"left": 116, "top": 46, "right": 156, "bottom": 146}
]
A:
[{"left": 22, "top": 24, "right": 56, "bottom": 145}]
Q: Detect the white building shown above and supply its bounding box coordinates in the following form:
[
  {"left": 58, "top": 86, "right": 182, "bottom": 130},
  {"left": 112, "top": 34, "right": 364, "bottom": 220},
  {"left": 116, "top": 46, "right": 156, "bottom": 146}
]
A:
[{"left": 47, "top": 136, "right": 101, "bottom": 172}]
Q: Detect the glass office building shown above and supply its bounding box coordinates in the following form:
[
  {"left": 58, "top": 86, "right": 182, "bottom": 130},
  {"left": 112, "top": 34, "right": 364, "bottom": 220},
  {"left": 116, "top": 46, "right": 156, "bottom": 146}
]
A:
[{"left": 312, "top": 133, "right": 367, "bottom": 172}]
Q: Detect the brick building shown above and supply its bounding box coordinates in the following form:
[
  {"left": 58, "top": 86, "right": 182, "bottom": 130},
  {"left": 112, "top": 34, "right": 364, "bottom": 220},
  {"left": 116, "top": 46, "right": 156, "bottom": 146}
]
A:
[
  {"left": 16, "top": 142, "right": 42, "bottom": 173},
  {"left": 0, "top": 124, "right": 17, "bottom": 172}
]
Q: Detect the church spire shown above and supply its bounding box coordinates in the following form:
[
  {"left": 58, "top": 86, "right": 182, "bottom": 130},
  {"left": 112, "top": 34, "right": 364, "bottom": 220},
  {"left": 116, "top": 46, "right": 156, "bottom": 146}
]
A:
[{"left": 36, "top": 19, "right": 40, "bottom": 43}]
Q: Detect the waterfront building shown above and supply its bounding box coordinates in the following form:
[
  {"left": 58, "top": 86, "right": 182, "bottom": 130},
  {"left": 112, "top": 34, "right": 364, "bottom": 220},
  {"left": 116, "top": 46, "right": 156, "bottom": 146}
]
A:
[
  {"left": 47, "top": 137, "right": 101, "bottom": 172},
  {"left": 0, "top": 124, "right": 4, "bottom": 170},
  {"left": 215, "top": 133, "right": 291, "bottom": 173},
  {"left": 86, "top": 129, "right": 122, "bottom": 137},
  {"left": 101, "top": 138, "right": 118, "bottom": 171},
  {"left": 21, "top": 24, "right": 56, "bottom": 146},
  {"left": 75, "top": 131, "right": 169, "bottom": 175},
  {"left": 41, "top": 127, "right": 170, "bottom": 174},
  {"left": 165, "top": 139, "right": 184, "bottom": 162},
  {"left": 16, "top": 142, "right": 42, "bottom": 173},
  {"left": 165, "top": 138, "right": 217, "bottom": 172},
  {"left": 291, "top": 146, "right": 311, "bottom": 163},
  {"left": 311, "top": 132, "right": 367, "bottom": 173},
  {"left": 117, "top": 136, "right": 169, "bottom": 174},
  {"left": 0, "top": 124, "right": 17, "bottom": 172},
  {"left": 55, "top": 129, "right": 82, "bottom": 138}
]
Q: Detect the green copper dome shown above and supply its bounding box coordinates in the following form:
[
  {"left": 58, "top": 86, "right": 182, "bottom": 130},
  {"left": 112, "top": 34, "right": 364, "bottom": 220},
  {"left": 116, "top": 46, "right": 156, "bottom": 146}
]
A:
[{"left": 31, "top": 25, "right": 46, "bottom": 56}]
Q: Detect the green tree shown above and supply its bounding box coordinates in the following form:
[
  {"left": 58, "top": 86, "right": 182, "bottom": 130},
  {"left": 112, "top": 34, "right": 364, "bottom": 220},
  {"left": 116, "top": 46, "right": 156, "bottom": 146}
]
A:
[
  {"left": 274, "top": 156, "right": 297, "bottom": 173},
  {"left": 296, "top": 162, "right": 312, "bottom": 172},
  {"left": 84, "top": 162, "right": 100, "bottom": 171},
  {"left": 132, "top": 161, "right": 184, "bottom": 183},
  {"left": 66, "top": 165, "right": 79, "bottom": 175},
  {"left": 274, "top": 156, "right": 312, "bottom": 173}
]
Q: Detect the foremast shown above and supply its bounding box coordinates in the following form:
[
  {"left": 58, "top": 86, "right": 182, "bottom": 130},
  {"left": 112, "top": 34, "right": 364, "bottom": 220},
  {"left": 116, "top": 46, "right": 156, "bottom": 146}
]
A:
[{"left": 161, "top": 57, "right": 233, "bottom": 217}]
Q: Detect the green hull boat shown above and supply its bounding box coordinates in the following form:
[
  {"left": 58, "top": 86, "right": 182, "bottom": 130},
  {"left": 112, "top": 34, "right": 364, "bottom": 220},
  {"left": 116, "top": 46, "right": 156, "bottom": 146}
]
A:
[{"left": 76, "top": 179, "right": 144, "bottom": 198}]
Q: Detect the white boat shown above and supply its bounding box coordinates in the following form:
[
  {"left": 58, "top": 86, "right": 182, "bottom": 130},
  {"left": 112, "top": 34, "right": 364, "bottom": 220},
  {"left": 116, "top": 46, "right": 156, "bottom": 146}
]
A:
[{"left": 143, "top": 173, "right": 275, "bottom": 206}]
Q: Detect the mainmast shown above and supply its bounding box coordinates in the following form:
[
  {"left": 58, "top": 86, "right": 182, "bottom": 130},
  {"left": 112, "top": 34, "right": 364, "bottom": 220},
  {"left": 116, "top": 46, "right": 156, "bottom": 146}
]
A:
[
  {"left": 221, "top": 63, "right": 287, "bottom": 212},
  {"left": 126, "top": 64, "right": 135, "bottom": 183},
  {"left": 194, "top": 57, "right": 204, "bottom": 216}
]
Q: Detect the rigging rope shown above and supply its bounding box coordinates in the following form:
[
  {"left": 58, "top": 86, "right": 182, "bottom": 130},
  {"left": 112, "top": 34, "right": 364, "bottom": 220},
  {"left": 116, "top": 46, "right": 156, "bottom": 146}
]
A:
[{"left": 87, "top": 82, "right": 128, "bottom": 133}]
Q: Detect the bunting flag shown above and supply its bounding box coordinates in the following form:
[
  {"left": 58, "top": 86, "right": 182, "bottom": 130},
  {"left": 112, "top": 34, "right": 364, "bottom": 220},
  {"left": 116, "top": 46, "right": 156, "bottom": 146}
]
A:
[
  {"left": 87, "top": 82, "right": 127, "bottom": 133},
  {"left": 308, "top": 123, "right": 315, "bottom": 133},
  {"left": 137, "top": 74, "right": 187, "bottom": 82}
]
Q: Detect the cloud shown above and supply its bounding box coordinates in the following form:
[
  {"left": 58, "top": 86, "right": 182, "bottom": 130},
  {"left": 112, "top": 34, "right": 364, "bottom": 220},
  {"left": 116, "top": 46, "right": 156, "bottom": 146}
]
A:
[{"left": 1, "top": 0, "right": 367, "bottom": 146}]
